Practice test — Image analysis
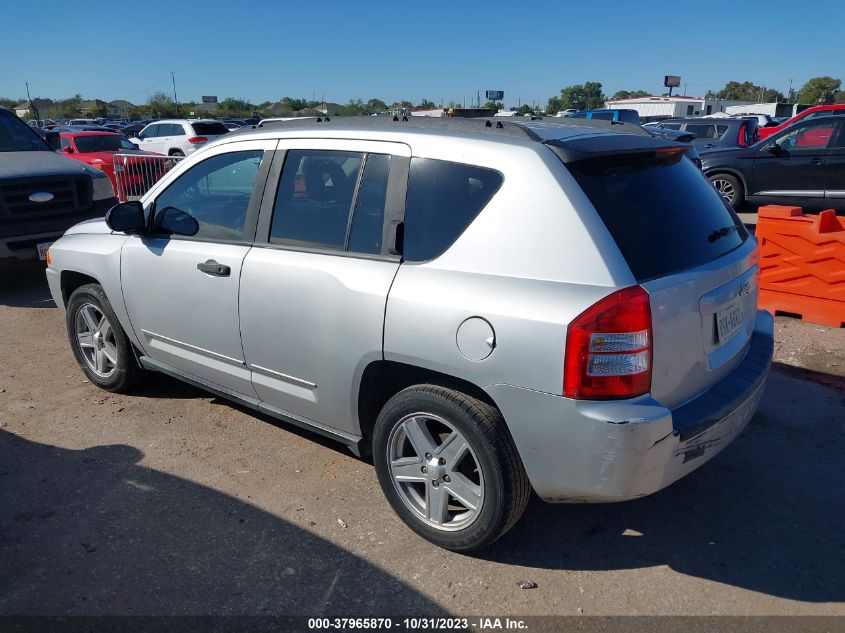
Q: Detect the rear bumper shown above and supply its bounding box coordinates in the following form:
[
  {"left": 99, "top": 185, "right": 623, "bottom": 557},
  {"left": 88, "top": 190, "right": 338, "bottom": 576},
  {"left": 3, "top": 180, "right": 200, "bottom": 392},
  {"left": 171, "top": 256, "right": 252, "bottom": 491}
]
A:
[{"left": 487, "top": 310, "right": 773, "bottom": 502}]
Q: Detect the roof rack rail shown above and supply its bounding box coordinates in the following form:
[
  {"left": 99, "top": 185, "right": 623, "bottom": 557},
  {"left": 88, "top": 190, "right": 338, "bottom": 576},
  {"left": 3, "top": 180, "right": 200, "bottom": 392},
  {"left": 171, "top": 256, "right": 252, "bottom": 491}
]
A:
[{"left": 251, "top": 115, "right": 543, "bottom": 141}]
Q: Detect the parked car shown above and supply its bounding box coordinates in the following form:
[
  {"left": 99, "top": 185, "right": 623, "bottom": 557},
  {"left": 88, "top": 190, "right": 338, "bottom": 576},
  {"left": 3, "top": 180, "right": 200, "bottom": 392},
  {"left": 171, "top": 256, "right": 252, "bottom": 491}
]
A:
[
  {"left": 68, "top": 118, "right": 96, "bottom": 126},
  {"left": 46, "top": 116, "right": 772, "bottom": 551},
  {"left": 130, "top": 119, "right": 229, "bottom": 156},
  {"left": 51, "top": 125, "right": 115, "bottom": 134},
  {"left": 653, "top": 117, "right": 759, "bottom": 151},
  {"left": 58, "top": 131, "right": 167, "bottom": 199},
  {"left": 701, "top": 115, "right": 844, "bottom": 209},
  {"left": 0, "top": 107, "right": 116, "bottom": 267},
  {"left": 566, "top": 108, "right": 640, "bottom": 124},
  {"left": 758, "top": 104, "right": 845, "bottom": 141}
]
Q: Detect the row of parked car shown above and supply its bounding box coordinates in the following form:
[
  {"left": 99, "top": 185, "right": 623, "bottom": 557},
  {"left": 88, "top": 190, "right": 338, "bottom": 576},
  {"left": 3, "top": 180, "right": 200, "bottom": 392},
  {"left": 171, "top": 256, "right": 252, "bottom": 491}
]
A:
[{"left": 566, "top": 103, "right": 845, "bottom": 210}]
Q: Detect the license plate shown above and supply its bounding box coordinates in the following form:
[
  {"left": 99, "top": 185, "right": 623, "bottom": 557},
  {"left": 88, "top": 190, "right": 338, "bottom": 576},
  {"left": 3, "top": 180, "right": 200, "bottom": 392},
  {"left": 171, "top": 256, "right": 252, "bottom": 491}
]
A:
[
  {"left": 36, "top": 241, "right": 53, "bottom": 261},
  {"left": 716, "top": 303, "right": 743, "bottom": 346}
]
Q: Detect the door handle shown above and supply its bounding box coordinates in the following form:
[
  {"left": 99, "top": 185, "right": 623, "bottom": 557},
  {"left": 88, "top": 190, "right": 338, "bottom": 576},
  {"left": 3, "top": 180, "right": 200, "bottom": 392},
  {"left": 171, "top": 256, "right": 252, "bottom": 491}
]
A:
[
  {"left": 197, "top": 260, "right": 231, "bottom": 276},
  {"left": 811, "top": 158, "right": 826, "bottom": 166}
]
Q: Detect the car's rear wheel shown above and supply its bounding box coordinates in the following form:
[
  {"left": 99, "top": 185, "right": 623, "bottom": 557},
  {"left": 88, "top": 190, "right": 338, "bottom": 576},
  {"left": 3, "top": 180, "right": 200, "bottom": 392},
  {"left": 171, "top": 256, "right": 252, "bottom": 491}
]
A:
[
  {"left": 709, "top": 173, "right": 744, "bottom": 207},
  {"left": 66, "top": 283, "right": 143, "bottom": 393},
  {"left": 372, "top": 385, "right": 530, "bottom": 551},
  {"left": 169, "top": 149, "right": 184, "bottom": 157}
]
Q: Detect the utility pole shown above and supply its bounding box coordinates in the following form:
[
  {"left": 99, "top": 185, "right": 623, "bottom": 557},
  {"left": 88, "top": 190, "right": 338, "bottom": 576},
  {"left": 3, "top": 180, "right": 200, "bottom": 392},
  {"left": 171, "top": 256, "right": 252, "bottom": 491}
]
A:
[
  {"left": 171, "top": 72, "right": 179, "bottom": 117},
  {"left": 25, "top": 82, "right": 39, "bottom": 121},
  {"left": 683, "top": 83, "right": 687, "bottom": 96}
]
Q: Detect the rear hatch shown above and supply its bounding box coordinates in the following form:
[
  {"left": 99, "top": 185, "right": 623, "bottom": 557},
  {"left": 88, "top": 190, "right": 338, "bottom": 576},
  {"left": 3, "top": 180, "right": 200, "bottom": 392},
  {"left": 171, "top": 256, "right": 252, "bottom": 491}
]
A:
[{"left": 550, "top": 137, "right": 757, "bottom": 409}]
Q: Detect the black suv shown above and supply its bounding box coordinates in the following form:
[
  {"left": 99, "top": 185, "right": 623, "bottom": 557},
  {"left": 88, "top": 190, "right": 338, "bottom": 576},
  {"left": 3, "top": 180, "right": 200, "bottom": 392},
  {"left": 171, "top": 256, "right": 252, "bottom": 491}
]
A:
[
  {"left": 652, "top": 117, "right": 759, "bottom": 151},
  {"left": 700, "top": 115, "right": 845, "bottom": 210},
  {"left": 0, "top": 107, "right": 116, "bottom": 267}
]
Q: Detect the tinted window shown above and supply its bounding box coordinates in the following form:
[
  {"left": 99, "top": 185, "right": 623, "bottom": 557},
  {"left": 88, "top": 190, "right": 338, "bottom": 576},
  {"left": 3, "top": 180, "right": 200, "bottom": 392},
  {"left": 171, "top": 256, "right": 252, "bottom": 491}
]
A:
[
  {"left": 74, "top": 134, "right": 130, "bottom": 153},
  {"left": 776, "top": 121, "right": 836, "bottom": 151},
  {"left": 141, "top": 124, "right": 159, "bottom": 138},
  {"left": 0, "top": 112, "right": 51, "bottom": 152},
  {"left": 348, "top": 154, "right": 391, "bottom": 254},
  {"left": 168, "top": 123, "right": 186, "bottom": 136},
  {"left": 567, "top": 151, "right": 746, "bottom": 282},
  {"left": 569, "top": 112, "right": 588, "bottom": 119},
  {"left": 153, "top": 150, "right": 263, "bottom": 241},
  {"left": 192, "top": 122, "right": 229, "bottom": 136},
  {"left": 660, "top": 123, "right": 682, "bottom": 130},
  {"left": 271, "top": 150, "right": 364, "bottom": 248},
  {"left": 590, "top": 111, "right": 615, "bottom": 121},
  {"left": 403, "top": 158, "right": 503, "bottom": 262}
]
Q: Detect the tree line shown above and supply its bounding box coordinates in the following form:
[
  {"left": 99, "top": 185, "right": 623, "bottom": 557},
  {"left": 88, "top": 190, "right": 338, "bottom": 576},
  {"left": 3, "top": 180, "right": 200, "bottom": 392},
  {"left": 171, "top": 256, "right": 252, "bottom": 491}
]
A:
[{"left": 4, "top": 76, "right": 843, "bottom": 120}]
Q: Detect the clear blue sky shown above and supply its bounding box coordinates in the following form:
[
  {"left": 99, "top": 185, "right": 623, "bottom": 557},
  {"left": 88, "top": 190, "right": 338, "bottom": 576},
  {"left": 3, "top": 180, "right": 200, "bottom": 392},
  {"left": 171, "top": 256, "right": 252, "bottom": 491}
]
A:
[{"left": 2, "top": 0, "right": 842, "bottom": 108}]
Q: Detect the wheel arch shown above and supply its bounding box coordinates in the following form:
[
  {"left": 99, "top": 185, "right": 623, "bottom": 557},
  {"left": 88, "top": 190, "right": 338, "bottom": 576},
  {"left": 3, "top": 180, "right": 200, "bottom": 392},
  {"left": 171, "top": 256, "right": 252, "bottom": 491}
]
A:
[
  {"left": 60, "top": 270, "right": 101, "bottom": 309},
  {"left": 704, "top": 167, "right": 749, "bottom": 196},
  {"left": 356, "top": 360, "right": 500, "bottom": 457}
]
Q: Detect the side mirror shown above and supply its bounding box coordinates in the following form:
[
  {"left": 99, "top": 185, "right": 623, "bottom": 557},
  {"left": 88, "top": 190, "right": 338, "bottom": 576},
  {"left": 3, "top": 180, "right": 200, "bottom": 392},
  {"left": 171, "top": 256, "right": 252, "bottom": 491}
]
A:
[
  {"left": 62, "top": 146, "right": 74, "bottom": 154},
  {"left": 105, "top": 201, "right": 146, "bottom": 234},
  {"left": 44, "top": 131, "right": 61, "bottom": 151},
  {"left": 157, "top": 207, "right": 199, "bottom": 237},
  {"left": 767, "top": 143, "right": 782, "bottom": 154}
]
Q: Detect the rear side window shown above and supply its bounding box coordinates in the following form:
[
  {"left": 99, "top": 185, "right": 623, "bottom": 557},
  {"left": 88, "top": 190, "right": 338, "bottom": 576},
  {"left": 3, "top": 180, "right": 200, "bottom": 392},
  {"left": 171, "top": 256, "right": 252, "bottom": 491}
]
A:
[
  {"left": 192, "top": 122, "right": 229, "bottom": 136},
  {"left": 685, "top": 124, "right": 718, "bottom": 138},
  {"left": 590, "top": 111, "right": 615, "bottom": 121},
  {"left": 567, "top": 151, "right": 747, "bottom": 282},
  {"left": 403, "top": 158, "right": 503, "bottom": 262}
]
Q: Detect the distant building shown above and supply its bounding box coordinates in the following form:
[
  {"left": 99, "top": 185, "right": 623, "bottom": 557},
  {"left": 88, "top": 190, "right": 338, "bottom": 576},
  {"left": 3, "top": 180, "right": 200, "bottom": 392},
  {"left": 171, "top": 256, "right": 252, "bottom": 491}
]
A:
[
  {"left": 410, "top": 108, "right": 445, "bottom": 117},
  {"left": 107, "top": 100, "right": 136, "bottom": 118},
  {"left": 78, "top": 99, "right": 109, "bottom": 117},
  {"left": 14, "top": 99, "right": 53, "bottom": 118},
  {"left": 722, "top": 102, "right": 809, "bottom": 118},
  {"left": 605, "top": 95, "right": 757, "bottom": 122}
]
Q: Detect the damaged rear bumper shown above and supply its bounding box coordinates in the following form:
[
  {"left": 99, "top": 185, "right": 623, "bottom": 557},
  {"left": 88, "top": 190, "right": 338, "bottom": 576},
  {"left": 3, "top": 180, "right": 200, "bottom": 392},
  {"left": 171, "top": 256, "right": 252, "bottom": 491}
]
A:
[{"left": 486, "top": 310, "right": 773, "bottom": 502}]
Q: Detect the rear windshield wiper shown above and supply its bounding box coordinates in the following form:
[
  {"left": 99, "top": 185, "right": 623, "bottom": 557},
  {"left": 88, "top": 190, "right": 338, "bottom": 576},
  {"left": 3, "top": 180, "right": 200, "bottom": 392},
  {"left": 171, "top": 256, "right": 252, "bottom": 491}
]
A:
[{"left": 708, "top": 225, "right": 738, "bottom": 243}]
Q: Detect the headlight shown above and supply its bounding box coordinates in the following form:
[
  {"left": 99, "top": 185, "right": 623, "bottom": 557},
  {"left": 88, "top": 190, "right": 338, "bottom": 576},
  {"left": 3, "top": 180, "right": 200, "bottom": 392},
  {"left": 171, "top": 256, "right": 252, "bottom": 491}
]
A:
[{"left": 92, "top": 173, "right": 115, "bottom": 201}]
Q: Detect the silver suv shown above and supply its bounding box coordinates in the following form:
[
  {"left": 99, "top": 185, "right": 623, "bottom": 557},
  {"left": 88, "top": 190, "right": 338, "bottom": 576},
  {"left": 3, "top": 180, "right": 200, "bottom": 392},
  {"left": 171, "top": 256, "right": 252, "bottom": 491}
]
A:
[{"left": 46, "top": 117, "right": 773, "bottom": 551}]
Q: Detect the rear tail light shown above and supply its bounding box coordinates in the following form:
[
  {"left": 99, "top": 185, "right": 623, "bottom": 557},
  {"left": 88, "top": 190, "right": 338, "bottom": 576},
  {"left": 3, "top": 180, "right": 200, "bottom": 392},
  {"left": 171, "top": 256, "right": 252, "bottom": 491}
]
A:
[
  {"left": 564, "top": 285, "right": 652, "bottom": 400},
  {"left": 187, "top": 136, "right": 208, "bottom": 144}
]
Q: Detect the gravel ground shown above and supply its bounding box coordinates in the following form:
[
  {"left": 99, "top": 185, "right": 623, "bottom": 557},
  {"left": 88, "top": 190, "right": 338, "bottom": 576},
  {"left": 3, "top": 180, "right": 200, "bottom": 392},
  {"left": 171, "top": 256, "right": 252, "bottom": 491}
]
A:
[{"left": 1, "top": 265, "right": 843, "bottom": 617}]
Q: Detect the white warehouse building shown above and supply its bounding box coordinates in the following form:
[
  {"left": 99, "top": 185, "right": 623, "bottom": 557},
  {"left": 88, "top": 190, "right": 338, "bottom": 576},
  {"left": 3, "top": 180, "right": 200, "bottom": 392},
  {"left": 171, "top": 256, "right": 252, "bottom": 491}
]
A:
[{"left": 605, "top": 95, "right": 758, "bottom": 121}]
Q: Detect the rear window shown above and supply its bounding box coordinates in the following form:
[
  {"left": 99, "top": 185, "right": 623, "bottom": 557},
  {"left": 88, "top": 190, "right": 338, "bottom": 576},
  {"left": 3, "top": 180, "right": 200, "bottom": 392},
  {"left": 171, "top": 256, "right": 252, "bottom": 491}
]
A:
[
  {"left": 192, "top": 122, "right": 229, "bottom": 136},
  {"left": 403, "top": 158, "right": 503, "bottom": 262},
  {"left": 566, "top": 151, "right": 747, "bottom": 282}
]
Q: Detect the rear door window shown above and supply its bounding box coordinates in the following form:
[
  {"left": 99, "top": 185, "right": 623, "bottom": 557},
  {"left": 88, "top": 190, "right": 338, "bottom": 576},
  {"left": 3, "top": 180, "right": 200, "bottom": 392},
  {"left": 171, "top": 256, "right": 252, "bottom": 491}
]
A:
[
  {"left": 271, "top": 150, "right": 364, "bottom": 249},
  {"left": 402, "top": 158, "right": 503, "bottom": 262},
  {"left": 685, "top": 124, "right": 718, "bottom": 138},
  {"left": 566, "top": 151, "right": 747, "bottom": 282}
]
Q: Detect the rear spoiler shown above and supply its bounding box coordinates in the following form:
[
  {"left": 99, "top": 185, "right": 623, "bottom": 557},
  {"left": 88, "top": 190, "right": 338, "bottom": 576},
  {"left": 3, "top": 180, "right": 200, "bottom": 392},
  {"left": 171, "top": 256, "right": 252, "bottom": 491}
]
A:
[{"left": 545, "top": 134, "right": 690, "bottom": 164}]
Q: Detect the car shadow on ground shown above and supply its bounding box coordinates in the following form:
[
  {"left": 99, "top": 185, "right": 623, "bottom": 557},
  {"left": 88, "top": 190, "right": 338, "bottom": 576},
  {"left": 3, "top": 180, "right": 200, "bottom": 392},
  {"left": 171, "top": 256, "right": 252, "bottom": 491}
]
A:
[
  {"left": 0, "top": 429, "right": 443, "bottom": 615},
  {"left": 0, "top": 265, "right": 55, "bottom": 308},
  {"left": 478, "top": 364, "right": 845, "bottom": 603}
]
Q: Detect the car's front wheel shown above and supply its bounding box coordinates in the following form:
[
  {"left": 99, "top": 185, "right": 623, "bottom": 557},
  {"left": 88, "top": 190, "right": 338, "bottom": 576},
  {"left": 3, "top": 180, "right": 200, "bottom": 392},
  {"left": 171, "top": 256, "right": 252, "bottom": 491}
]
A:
[
  {"left": 372, "top": 385, "right": 530, "bottom": 551},
  {"left": 66, "top": 283, "right": 143, "bottom": 393},
  {"left": 709, "top": 173, "right": 744, "bottom": 207}
]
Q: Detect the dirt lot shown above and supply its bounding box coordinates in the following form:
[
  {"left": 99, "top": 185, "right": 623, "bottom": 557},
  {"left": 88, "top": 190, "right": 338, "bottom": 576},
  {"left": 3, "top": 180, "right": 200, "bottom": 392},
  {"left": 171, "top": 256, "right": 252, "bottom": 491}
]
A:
[{"left": 1, "top": 264, "right": 843, "bottom": 617}]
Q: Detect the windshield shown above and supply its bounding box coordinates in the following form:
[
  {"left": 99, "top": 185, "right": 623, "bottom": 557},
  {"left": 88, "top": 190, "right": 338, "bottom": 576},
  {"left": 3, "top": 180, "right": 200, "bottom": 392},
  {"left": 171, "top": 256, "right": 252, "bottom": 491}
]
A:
[
  {"left": 73, "top": 134, "right": 133, "bottom": 153},
  {"left": 0, "top": 113, "right": 51, "bottom": 152}
]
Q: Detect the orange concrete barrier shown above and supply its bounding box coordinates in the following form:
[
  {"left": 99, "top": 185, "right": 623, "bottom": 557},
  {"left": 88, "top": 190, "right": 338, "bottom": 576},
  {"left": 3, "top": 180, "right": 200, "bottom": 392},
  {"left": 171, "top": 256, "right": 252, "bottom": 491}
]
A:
[{"left": 756, "top": 205, "right": 845, "bottom": 328}]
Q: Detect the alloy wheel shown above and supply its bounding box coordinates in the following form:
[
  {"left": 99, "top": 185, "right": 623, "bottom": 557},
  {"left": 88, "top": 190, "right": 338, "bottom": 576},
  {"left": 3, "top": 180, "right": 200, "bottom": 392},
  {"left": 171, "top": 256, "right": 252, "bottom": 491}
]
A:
[
  {"left": 711, "top": 178, "right": 736, "bottom": 204},
  {"left": 75, "top": 303, "right": 118, "bottom": 378},
  {"left": 386, "top": 412, "right": 485, "bottom": 531}
]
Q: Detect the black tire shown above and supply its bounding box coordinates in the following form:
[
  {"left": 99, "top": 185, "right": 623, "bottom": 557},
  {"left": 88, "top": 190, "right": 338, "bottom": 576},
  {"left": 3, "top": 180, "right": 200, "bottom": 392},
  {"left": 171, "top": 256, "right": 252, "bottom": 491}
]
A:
[
  {"left": 372, "top": 385, "right": 530, "bottom": 551},
  {"left": 709, "top": 172, "right": 744, "bottom": 208},
  {"left": 169, "top": 149, "right": 184, "bottom": 157},
  {"left": 66, "top": 283, "right": 143, "bottom": 393}
]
